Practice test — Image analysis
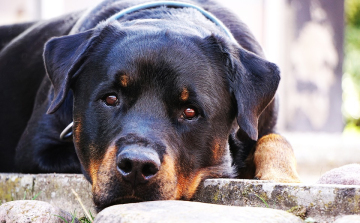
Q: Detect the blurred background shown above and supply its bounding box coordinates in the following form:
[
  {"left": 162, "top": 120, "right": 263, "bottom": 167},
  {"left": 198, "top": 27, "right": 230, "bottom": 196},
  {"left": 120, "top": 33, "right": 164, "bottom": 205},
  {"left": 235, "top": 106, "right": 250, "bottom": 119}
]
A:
[{"left": 0, "top": 0, "right": 359, "bottom": 183}]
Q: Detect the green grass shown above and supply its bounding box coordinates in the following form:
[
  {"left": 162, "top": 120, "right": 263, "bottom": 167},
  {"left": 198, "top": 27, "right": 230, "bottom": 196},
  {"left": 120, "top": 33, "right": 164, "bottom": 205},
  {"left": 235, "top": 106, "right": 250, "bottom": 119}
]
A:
[
  {"left": 254, "top": 194, "right": 269, "bottom": 208},
  {"left": 79, "top": 216, "right": 94, "bottom": 223},
  {"left": 54, "top": 215, "right": 78, "bottom": 223},
  {"left": 54, "top": 209, "right": 94, "bottom": 223},
  {"left": 21, "top": 190, "right": 42, "bottom": 200},
  {"left": 32, "top": 191, "right": 42, "bottom": 200},
  {"left": 71, "top": 189, "right": 94, "bottom": 223}
]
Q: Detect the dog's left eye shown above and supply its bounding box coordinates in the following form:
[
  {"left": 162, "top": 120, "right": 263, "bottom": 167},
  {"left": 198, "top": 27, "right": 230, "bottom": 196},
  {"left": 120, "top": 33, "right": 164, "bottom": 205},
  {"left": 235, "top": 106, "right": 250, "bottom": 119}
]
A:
[
  {"left": 103, "top": 94, "right": 119, "bottom": 106},
  {"left": 181, "top": 108, "right": 197, "bottom": 120}
]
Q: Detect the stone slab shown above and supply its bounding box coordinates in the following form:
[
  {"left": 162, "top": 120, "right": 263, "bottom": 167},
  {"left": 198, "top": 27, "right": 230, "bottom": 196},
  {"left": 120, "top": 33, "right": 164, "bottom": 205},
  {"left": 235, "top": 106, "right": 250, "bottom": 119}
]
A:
[
  {"left": 0, "top": 174, "right": 95, "bottom": 218},
  {"left": 194, "top": 179, "right": 360, "bottom": 222},
  {"left": 94, "top": 200, "right": 304, "bottom": 223}
]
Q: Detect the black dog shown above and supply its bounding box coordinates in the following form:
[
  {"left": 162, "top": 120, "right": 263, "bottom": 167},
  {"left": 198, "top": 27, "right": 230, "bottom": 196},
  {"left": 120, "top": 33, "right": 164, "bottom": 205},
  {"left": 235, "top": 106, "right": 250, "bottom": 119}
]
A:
[{"left": 0, "top": 0, "right": 300, "bottom": 210}]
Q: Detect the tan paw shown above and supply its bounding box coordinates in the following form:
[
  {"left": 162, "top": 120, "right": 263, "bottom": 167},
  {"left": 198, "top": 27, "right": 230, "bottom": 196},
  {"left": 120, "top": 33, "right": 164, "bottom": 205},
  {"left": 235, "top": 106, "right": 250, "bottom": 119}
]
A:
[{"left": 253, "top": 134, "right": 301, "bottom": 183}]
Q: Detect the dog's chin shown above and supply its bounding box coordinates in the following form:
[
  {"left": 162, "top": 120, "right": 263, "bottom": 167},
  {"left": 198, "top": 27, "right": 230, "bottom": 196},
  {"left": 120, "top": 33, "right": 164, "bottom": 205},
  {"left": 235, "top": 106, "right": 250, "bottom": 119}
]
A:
[{"left": 95, "top": 196, "right": 145, "bottom": 212}]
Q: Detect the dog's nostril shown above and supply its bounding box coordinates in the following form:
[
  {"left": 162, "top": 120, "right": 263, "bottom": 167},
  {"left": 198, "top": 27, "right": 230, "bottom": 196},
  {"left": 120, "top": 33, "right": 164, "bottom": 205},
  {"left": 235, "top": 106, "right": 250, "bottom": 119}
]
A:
[
  {"left": 118, "top": 158, "right": 132, "bottom": 174},
  {"left": 142, "top": 163, "right": 159, "bottom": 178}
]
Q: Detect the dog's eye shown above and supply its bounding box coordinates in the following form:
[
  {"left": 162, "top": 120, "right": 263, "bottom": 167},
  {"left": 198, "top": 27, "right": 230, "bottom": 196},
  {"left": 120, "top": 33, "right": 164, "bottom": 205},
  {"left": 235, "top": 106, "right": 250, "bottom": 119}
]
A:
[
  {"left": 181, "top": 108, "right": 197, "bottom": 120},
  {"left": 104, "top": 94, "right": 119, "bottom": 106}
]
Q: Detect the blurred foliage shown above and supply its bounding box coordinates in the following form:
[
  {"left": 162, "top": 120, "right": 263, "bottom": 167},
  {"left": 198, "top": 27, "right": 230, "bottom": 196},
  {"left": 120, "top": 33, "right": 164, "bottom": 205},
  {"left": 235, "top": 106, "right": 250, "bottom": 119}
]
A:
[
  {"left": 343, "top": 0, "right": 360, "bottom": 131},
  {"left": 346, "top": 0, "right": 360, "bottom": 26}
]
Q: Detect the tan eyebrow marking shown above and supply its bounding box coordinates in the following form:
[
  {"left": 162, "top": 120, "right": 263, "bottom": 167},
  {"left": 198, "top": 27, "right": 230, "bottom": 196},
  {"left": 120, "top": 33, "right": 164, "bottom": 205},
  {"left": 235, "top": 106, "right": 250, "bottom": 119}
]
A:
[
  {"left": 120, "top": 74, "right": 129, "bottom": 87},
  {"left": 180, "top": 87, "right": 189, "bottom": 101}
]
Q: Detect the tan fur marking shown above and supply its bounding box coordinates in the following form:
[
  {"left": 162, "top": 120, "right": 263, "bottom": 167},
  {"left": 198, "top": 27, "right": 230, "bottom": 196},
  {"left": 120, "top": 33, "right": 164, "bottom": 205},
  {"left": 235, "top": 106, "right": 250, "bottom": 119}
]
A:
[
  {"left": 175, "top": 171, "right": 205, "bottom": 200},
  {"left": 253, "top": 134, "right": 301, "bottom": 183},
  {"left": 99, "top": 145, "right": 117, "bottom": 172},
  {"left": 159, "top": 154, "right": 177, "bottom": 199},
  {"left": 120, "top": 75, "right": 129, "bottom": 87},
  {"left": 73, "top": 121, "right": 82, "bottom": 145},
  {"left": 92, "top": 145, "right": 117, "bottom": 193},
  {"left": 74, "top": 121, "right": 100, "bottom": 186},
  {"left": 88, "top": 159, "right": 99, "bottom": 186},
  {"left": 185, "top": 172, "right": 204, "bottom": 199},
  {"left": 180, "top": 87, "right": 189, "bottom": 101},
  {"left": 175, "top": 174, "right": 186, "bottom": 199},
  {"left": 212, "top": 139, "right": 221, "bottom": 162}
]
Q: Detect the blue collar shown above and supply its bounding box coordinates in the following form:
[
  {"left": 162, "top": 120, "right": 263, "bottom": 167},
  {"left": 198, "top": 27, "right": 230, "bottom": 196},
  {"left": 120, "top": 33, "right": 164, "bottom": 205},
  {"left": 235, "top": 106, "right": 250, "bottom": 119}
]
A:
[{"left": 106, "top": 1, "right": 237, "bottom": 43}]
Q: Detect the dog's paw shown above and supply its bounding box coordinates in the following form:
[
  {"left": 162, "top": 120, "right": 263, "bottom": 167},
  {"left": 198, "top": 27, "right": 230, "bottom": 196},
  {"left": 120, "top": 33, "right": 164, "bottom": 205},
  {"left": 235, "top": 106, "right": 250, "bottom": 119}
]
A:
[
  {"left": 254, "top": 169, "right": 301, "bottom": 183},
  {"left": 253, "top": 134, "right": 301, "bottom": 183}
]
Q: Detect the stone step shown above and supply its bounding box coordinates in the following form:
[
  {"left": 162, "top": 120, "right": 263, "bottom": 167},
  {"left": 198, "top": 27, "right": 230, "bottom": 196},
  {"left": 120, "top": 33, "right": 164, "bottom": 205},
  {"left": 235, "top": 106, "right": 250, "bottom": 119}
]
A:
[
  {"left": 1, "top": 174, "right": 360, "bottom": 222},
  {"left": 195, "top": 179, "right": 360, "bottom": 223},
  {"left": 0, "top": 174, "right": 95, "bottom": 218}
]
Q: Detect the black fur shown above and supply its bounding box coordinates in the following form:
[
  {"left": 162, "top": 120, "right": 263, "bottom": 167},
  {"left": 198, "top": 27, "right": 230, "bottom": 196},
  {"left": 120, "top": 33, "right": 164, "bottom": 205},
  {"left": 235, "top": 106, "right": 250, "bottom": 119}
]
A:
[{"left": 0, "top": 13, "right": 81, "bottom": 171}]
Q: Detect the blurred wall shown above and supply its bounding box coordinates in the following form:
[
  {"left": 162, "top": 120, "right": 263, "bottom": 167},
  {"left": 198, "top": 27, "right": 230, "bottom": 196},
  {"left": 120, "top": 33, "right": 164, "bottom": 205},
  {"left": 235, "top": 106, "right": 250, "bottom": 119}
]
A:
[
  {"left": 0, "top": 0, "right": 100, "bottom": 24},
  {"left": 0, "top": 0, "right": 40, "bottom": 24},
  {"left": 282, "top": 0, "right": 344, "bottom": 132}
]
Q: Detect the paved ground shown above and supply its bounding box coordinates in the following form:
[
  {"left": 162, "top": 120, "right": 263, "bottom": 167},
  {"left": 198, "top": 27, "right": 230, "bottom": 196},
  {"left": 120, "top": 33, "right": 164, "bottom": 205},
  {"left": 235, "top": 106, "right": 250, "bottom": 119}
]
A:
[{"left": 283, "top": 132, "right": 360, "bottom": 183}]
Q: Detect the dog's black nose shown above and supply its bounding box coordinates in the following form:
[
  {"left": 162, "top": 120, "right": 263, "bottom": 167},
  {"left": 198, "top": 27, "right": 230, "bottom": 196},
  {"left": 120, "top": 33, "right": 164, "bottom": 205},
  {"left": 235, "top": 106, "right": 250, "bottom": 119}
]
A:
[{"left": 116, "top": 147, "right": 161, "bottom": 187}]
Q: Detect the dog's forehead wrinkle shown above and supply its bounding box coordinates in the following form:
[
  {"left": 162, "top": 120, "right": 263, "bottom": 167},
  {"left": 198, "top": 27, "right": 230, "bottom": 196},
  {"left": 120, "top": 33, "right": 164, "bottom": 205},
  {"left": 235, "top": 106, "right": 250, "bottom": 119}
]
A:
[{"left": 97, "top": 34, "right": 221, "bottom": 91}]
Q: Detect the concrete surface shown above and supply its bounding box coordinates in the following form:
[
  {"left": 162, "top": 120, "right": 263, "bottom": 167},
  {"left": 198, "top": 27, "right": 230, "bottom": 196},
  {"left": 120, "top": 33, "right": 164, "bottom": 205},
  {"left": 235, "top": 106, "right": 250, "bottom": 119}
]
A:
[
  {"left": 194, "top": 179, "right": 360, "bottom": 223},
  {"left": 0, "top": 174, "right": 95, "bottom": 218}
]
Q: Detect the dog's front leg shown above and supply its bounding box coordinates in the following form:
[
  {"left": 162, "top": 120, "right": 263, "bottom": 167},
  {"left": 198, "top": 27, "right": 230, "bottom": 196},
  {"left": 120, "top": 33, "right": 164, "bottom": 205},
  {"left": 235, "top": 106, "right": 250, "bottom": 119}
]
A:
[
  {"left": 239, "top": 134, "right": 301, "bottom": 183},
  {"left": 253, "top": 134, "right": 301, "bottom": 183}
]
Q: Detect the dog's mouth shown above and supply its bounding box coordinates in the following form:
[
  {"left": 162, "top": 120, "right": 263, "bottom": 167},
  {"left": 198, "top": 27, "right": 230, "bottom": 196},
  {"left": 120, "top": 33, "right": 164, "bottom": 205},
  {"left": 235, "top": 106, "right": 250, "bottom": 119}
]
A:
[{"left": 95, "top": 195, "right": 144, "bottom": 211}]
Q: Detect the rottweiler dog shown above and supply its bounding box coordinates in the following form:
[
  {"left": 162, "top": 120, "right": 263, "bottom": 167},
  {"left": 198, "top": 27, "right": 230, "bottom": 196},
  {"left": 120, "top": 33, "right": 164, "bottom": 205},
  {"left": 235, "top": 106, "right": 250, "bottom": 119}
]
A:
[{"left": 0, "top": 0, "right": 300, "bottom": 210}]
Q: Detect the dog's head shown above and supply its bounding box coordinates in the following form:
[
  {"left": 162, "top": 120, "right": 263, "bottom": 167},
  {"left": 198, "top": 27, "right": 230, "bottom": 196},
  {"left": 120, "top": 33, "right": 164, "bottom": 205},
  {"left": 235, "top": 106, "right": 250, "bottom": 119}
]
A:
[{"left": 43, "top": 19, "right": 279, "bottom": 210}]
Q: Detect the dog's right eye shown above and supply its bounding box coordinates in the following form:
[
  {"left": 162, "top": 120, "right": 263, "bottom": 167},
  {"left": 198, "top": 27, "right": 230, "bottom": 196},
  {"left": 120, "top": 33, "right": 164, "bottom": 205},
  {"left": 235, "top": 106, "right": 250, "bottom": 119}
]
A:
[{"left": 103, "top": 94, "right": 119, "bottom": 106}]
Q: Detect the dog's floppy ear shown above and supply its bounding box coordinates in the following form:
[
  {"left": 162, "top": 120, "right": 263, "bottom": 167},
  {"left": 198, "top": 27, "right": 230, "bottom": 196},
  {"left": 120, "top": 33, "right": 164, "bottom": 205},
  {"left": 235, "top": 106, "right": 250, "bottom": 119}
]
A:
[
  {"left": 228, "top": 46, "right": 280, "bottom": 141},
  {"left": 43, "top": 29, "right": 94, "bottom": 114}
]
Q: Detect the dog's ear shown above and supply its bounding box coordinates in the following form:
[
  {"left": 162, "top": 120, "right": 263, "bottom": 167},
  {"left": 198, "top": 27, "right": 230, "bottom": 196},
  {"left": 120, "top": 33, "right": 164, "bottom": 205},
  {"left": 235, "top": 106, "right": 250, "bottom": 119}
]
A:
[
  {"left": 43, "top": 29, "right": 94, "bottom": 114},
  {"left": 227, "top": 44, "right": 280, "bottom": 141}
]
